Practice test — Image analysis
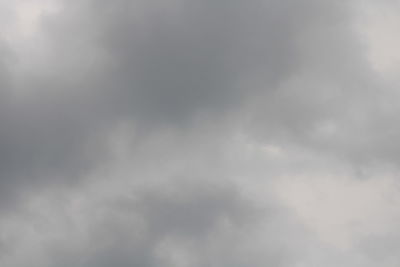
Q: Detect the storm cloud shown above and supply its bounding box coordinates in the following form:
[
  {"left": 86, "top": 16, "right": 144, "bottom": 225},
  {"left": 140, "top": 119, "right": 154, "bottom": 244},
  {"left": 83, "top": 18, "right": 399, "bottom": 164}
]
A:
[{"left": 0, "top": 0, "right": 400, "bottom": 266}]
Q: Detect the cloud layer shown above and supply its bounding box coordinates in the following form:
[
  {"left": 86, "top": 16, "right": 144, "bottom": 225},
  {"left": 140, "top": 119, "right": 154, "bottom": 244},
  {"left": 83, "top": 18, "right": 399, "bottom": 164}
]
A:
[{"left": 0, "top": 0, "right": 400, "bottom": 266}]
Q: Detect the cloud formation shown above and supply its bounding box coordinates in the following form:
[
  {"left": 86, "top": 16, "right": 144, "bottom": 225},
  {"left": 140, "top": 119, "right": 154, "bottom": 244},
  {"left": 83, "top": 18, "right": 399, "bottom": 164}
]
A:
[{"left": 0, "top": 0, "right": 400, "bottom": 266}]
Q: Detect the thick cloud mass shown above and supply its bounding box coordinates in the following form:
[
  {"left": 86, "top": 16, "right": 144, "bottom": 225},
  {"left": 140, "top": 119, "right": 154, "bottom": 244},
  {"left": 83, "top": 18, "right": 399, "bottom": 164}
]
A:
[{"left": 0, "top": 0, "right": 400, "bottom": 266}]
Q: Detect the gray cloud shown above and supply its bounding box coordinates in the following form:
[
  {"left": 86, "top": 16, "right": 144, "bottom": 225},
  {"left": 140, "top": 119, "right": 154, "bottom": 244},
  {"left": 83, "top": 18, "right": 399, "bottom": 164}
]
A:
[
  {"left": 0, "top": 0, "right": 400, "bottom": 266},
  {"left": 44, "top": 180, "right": 264, "bottom": 267}
]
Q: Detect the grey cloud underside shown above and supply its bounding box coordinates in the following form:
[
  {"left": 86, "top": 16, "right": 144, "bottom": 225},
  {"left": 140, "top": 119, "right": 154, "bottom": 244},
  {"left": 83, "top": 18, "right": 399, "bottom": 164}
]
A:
[
  {"left": 46, "top": 180, "right": 277, "bottom": 267},
  {"left": 0, "top": 0, "right": 400, "bottom": 266}
]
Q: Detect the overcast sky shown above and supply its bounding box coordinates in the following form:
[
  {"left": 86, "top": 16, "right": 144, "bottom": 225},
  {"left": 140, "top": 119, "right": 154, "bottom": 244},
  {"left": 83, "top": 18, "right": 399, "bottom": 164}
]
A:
[{"left": 1, "top": 0, "right": 400, "bottom": 266}]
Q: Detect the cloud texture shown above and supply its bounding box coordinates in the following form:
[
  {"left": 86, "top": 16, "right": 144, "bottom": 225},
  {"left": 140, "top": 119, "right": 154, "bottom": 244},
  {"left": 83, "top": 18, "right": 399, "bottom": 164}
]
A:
[{"left": 1, "top": 0, "right": 400, "bottom": 266}]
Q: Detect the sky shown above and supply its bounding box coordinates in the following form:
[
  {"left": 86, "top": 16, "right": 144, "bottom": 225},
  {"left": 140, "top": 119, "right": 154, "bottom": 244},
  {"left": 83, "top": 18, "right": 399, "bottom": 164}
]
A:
[{"left": 0, "top": 0, "right": 400, "bottom": 266}]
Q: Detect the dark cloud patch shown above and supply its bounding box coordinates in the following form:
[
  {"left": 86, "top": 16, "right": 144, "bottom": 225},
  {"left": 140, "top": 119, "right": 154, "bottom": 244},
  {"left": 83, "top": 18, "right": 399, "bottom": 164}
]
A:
[
  {"left": 41, "top": 0, "right": 355, "bottom": 126},
  {"left": 0, "top": 0, "right": 358, "bottom": 207},
  {"left": 0, "top": 0, "right": 399, "bottom": 266},
  {"left": 0, "top": 89, "right": 109, "bottom": 210}
]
